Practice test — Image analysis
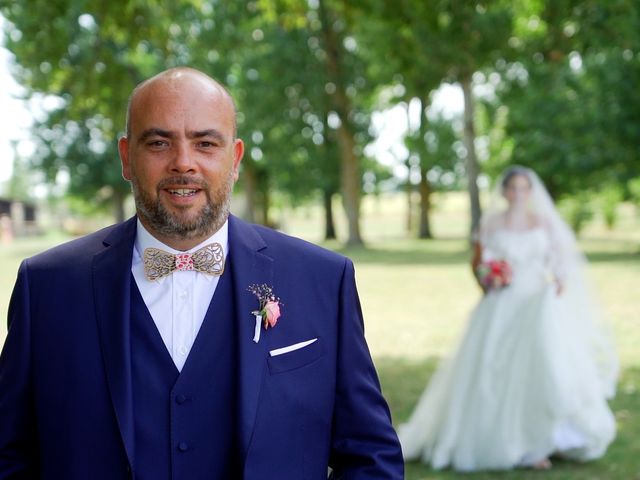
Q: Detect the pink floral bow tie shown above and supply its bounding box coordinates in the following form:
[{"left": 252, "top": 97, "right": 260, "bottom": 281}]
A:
[{"left": 143, "top": 244, "right": 224, "bottom": 281}]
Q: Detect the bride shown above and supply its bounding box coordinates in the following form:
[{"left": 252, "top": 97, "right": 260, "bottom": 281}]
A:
[{"left": 399, "top": 166, "right": 618, "bottom": 471}]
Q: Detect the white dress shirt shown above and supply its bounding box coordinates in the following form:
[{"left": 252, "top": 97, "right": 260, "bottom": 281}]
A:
[{"left": 132, "top": 219, "right": 228, "bottom": 371}]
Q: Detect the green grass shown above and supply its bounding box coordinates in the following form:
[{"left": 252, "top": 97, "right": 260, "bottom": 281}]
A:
[
  {"left": 1, "top": 192, "right": 639, "bottom": 478},
  {"left": 0, "top": 231, "right": 72, "bottom": 339}
]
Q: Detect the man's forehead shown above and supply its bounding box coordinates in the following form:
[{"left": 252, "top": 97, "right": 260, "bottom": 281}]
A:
[
  {"left": 126, "top": 69, "right": 237, "bottom": 137},
  {"left": 131, "top": 88, "right": 233, "bottom": 129}
]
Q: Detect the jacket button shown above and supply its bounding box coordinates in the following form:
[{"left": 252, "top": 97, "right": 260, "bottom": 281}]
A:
[
  {"left": 178, "top": 441, "right": 189, "bottom": 452},
  {"left": 175, "top": 394, "right": 187, "bottom": 404}
]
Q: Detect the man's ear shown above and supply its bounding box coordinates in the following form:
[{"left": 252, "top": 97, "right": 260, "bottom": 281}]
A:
[
  {"left": 118, "top": 136, "right": 132, "bottom": 181},
  {"left": 232, "top": 138, "right": 244, "bottom": 181}
]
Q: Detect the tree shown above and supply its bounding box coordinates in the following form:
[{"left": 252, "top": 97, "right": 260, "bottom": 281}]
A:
[
  {"left": 350, "top": 0, "right": 444, "bottom": 238},
  {"left": 406, "top": 110, "right": 460, "bottom": 238},
  {"left": 0, "top": 0, "right": 208, "bottom": 221},
  {"left": 315, "top": 0, "right": 367, "bottom": 245},
  {"left": 255, "top": 0, "right": 373, "bottom": 245},
  {"left": 222, "top": 16, "right": 343, "bottom": 237},
  {"left": 2, "top": 0, "right": 372, "bottom": 244},
  {"left": 493, "top": 0, "right": 640, "bottom": 201},
  {"left": 433, "top": 1, "right": 515, "bottom": 236},
  {"left": 350, "top": 0, "right": 514, "bottom": 237}
]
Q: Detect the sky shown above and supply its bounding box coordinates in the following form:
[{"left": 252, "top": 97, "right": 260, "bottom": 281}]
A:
[
  {"left": 369, "top": 84, "right": 464, "bottom": 169},
  {"left": 0, "top": 15, "right": 33, "bottom": 184},
  {"left": 0, "top": 50, "right": 23, "bottom": 183}
]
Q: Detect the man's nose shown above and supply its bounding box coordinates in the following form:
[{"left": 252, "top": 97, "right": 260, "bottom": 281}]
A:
[{"left": 170, "top": 142, "right": 196, "bottom": 173}]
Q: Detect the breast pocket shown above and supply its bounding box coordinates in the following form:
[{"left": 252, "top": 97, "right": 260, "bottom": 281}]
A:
[{"left": 267, "top": 337, "right": 325, "bottom": 375}]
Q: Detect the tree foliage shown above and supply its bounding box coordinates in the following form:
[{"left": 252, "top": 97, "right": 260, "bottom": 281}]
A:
[
  {"left": 1, "top": 0, "right": 639, "bottom": 240},
  {"left": 490, "top": 1, "right": 640, "bottom": 200}
]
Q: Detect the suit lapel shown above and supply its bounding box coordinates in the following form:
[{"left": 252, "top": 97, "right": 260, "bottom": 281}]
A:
[
  {"left": 228, "top": 216, "right": 273, "bottom": 459},
  {"left": 92, "top": 217, "right": 137, "bottom": 469}
]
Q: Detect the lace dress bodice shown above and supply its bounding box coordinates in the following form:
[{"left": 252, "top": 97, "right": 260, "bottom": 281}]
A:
[{"left": 483, "top": 227, "right": 553, "bottom": 292}]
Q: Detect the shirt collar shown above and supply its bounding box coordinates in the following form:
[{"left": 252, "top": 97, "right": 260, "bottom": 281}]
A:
[{"left": 133, "top": 218, "right": 229, "bottom": 283}]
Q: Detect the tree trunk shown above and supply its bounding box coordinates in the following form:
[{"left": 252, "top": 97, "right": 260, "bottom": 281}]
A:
[
  {"left": 418, "top": 166, "right": 433, "bottom": 239},
  {"left": 317, "top": 0, "right": 363, "bottom": 246},
  {"left": 112, "top": 189, "right": 127, "bottom": 223},
  {"left": 404, "top": 104, "right": 413, "bottom": 234},
  {"left": 242, "top": 160, "right": 257, "bottom": 223},
  {"left": 416, "top": 96, "right": 433, "bottom": 239},
  {"left": 336, "top": 126, "right": 362, "bottom": 245},
  {"left": 260, "top": 178, "right": 270, "bottom": 227},
  {"left": 323, "top": 189, "right": 337, "bottom": 240},
  {"left": 405, "top": 178, "right": 413, "bottom": 234},
  {"left": 460, "top": 74, "right": 482, "bottom": 238}
]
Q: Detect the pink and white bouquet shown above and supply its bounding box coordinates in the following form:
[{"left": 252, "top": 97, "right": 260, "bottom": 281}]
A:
[{"left": 476, "top": 260, "right": 512, "bottom": 290}]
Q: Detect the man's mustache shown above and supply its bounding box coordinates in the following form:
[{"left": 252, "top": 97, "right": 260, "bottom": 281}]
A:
[{"left": 157, "top": 176, "right": 208, "bottom": 189}]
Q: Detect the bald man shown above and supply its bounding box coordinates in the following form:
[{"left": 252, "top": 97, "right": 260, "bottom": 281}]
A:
[{"left": 0, "top": 68, "right": 403, "bottom": 479}]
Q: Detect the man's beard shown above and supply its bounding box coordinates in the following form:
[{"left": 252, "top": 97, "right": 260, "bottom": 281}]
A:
[{"left": 131, "top": 171, "right": 234, "bottom": 241}]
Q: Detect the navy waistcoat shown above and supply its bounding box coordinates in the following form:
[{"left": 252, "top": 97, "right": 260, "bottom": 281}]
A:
[{"left": 130, "top": 260, "right": 241, "bottom": 479}]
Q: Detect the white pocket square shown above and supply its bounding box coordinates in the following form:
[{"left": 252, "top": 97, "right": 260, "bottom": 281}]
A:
[{"left": 269, "top": 338, "right": 318, "bottom": 357}]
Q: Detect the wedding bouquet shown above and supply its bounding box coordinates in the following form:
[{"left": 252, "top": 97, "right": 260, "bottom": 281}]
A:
[{"left": 476, "top": 260, "right": 512, "bottom": 290}]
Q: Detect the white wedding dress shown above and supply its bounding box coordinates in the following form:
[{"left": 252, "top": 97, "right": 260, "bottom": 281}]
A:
[{"left": 398, "top": 223, "right": 617, "bottom": 471}]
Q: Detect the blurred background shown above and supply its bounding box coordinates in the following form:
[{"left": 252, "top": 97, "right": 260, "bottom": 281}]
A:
[{"left": 0, "top": 1, "right": 638, "bottom": 478}]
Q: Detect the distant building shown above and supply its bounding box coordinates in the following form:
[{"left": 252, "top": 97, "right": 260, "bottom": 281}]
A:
[{"left": 0, "top": 197, "right": 38, "bottom": 236}]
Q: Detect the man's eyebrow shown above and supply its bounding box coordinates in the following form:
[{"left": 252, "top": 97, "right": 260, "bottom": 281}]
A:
[
  {"left": 138, "top": 128, "right": 173, "bottom": 143},
  {"left": 188, "top": 129, "right": 227, "bottom": 145}
]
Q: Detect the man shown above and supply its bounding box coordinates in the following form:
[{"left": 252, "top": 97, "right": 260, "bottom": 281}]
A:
[{"left": 0, "top": 67, "right": 403, "bottom": 479}]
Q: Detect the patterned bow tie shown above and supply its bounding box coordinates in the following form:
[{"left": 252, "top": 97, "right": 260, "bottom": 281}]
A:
[{"left": 143, "top": 243, "right": 224, "bottom": 281}]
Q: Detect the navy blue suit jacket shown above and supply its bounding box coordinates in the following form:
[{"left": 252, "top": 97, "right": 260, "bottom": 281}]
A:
[{"left": 0, "top": 216, "right": 403, "bottom": 479}]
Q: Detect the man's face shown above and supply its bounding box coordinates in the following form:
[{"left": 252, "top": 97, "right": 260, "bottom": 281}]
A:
[{"left": 119, "top": 73, "right": 243, "bottom": 246}]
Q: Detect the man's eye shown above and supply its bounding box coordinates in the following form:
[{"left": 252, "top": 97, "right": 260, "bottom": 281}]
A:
[
  {"left": 148, "top": 140, "right": 167, "bottom": 148},
  {"left": 198, "top": 141, "right": 215, "bottom": 148}
]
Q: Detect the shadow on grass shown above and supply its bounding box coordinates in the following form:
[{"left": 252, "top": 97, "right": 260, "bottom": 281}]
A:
[
  {"left": 584, "top": 251, "right": 640, "bottom": 264},
  {"left": 374, "top": 356, "right": 640, "bottom": 480},
  {"left": 334, "top": 246, "right": 470, "bottom": 266},
  {"left": 327, "top": 236, "right": 640, "bottom": 267}
]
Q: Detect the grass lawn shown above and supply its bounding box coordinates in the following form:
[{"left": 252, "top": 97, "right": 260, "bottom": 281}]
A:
[{"left": 1, "top": 192, "right": 639, "bottom": 478}]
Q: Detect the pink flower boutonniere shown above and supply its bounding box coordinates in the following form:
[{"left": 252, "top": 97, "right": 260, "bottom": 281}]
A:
[{"left": 248, "top": 284, "right": 282, "bottom": 343}]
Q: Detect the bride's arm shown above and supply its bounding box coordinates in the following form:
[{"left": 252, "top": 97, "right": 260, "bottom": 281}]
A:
[
  {"left": 471, "top": 241, "right": 487, "bottom": 292},
  {"left": 540, "top": 216, "right": 565, "bottom": 295}
]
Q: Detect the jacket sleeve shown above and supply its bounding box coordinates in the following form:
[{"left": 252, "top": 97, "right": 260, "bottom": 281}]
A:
[
  {"left": 0, "top": 261, "right": 39, "bottom": 478},
  {"left": 328, "top": 259, "right": 404, "bottom": 479}
]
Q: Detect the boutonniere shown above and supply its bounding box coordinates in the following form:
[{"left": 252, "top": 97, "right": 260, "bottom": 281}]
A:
[{"left": 247, "top": 283, "right": 282, "bottom": 343}]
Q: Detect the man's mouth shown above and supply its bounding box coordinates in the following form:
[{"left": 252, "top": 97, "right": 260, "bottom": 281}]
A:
[{"left": 166, "top": 188, "right": 199, "bottom": 197}]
